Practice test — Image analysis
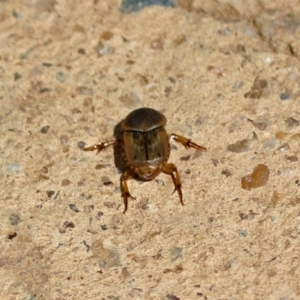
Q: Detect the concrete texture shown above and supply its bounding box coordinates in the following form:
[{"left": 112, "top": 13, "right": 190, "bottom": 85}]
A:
[{"left": 1, "top": 0, "right": 300, "bottom": 299}]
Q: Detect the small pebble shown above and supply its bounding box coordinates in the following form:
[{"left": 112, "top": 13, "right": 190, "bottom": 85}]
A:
[
  {"left": 101, "top": 31, "right": 113, "bottom": 40},
  {"left": 61, "top": 179, "right": 71, "bottom": 186},
  {"left": 41, "top": 166, "right": 48, "bottom": 173},
  {"left": 9, "top": 214, "right": 21, "bottom": 226},
  {"left": 40, "top": 125, "right": 50, "bottom": 134},
  {"left": 241, "top": 164, "right": 270, "bottom": 190},
  {"left": 5, "top": 164, "right": 20, "bottom": 172},
  {"left": 97, "top": 211, "right": 104, "bottom": 220},
  {"left": 221, "top": 169, "right": 232, "bottom": 177},
  {"left": 8, "top": 232, "right": 17, "bottom": 239},
  {"left": 40, "top": 87, "right": 51, "bottom": 93},
  {"left": 76, "top": 86, "right": 94, "bottom": 96},
  {"left": 166, "top": 295, "right": 180, "bottom": 300},
  {"left": 101, "top": 176, "right": 113, "bottom": 186},
  {"left": 107, "top": 296, "right": 119, "bottom": 300},
  {"left": 95, "top": 41, "right": 114, "bottom": 56},
  {"left": 232, "top": 81, "right": 243, "bottom": 90},
  {"left": 42, "top": 62, "right": 53, "bottom": 67},
  {"left": 170, "top": 246, "right": 182, "bottom": 262},
  {"left": 120, "top": 0, "right": 175, "bottom": 13},
  {"left": 285, "top": 155, "right": 298, "bottom": 162},
  {"left": 218, "top": 27, "right": 230, "bottom": 35},
  {"left": 155, "top": 178, "right": 165, "bottom": 186},
  {"left": 244, "top": 78, "right": 268, "bottom": 99},
  {"left": 180, "top": 155, "right": 190, "bottom": 161},
  {"left": 237, "top": 229, "right": 248, "bottom": 237},
  {"left": 227, "top": 138, "right": 252, "bottom": 153},
  {"left": 248, "top": 118, "right": 268, "bottom": 130},
  {"left": 262, "top": 138, "right": 279, "bottom": 150},
  {"left": 46, "top": 190, "right": 55, "bottom": 198},
  {"left": 150, "top": 37, "right": 164, "bottom": 50},
  {"left": 285, "top": 117, "right": 299, "bottom": 128},
  {"left": 14, "top": 72, "right": 22, "bottom": 80},
  {"left": 277, "top": 143, "right": 290, "bottom": 151},
  {"left": 77, "top": 48, "right": 86, "bottom": 55},
  {"left": 280, "top": 93, "right": 290, "bottom": 100},
  {"left": 84, "top": 205, "right": 94, "bottom": 213},
  {"left": 95, "top": 164, "right": 108, "bottom": 170},
  {"left": 69, "top": 204, "right": 80, "bottom": 212},
  {"left": 12, "top": 9, "right": 21, "bottom": 18},
  {"left": 119, "top": 92, "right": 141, "bottom": 108},
  {"left": 56, "top": 72, "right": 66, "bottom": 83},
  {"left": 101, "top": 224, "right": 108, "bottom": 230},
  {"left": 77, "top": 141, "right": 86, "bottom": 150},
  {"left": 272, "top": 190, "right": 283, "bottom": 206}
]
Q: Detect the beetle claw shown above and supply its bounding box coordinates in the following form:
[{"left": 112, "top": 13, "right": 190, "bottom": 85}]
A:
[
  {"left": 123, "top": 193, "right": 136, "bottom": 214},
  {"left": 172, "top": 186, "right": 183, "bottom": 205}
]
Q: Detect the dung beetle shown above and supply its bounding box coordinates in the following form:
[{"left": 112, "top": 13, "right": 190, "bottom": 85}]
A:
[{"left": 84, "top": 107, "right": 206, "bottom": 213}]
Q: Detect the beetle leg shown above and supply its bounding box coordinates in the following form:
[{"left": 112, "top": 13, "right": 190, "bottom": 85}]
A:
[
  {"left": 170, "top": 134, "right": 206, "bottom": 151},
  {"left": 162, "top": 163, "right": 183, "bottom": 206},
  {"left": 120, "top": 169, "right": 137, "bottom": 213},
  {"left": 84, "top": 139, "right": 116, "bottom": 153}
]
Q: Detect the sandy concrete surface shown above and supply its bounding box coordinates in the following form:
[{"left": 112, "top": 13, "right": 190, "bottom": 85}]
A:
[{"left": 1, "top": 0, "right": 300, "bottom": 299}]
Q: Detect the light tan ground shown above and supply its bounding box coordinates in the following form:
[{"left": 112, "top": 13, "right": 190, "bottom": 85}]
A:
[{"left": 1, "top": 0, "right": 300, "bottom": 299}]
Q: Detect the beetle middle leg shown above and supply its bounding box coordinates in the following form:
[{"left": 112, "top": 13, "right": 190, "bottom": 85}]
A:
[
  {"left": 84, "top": 139, "right": 116, "bottom": 153},
  {"left": 162, "top": 163, "right": 183, "bottom": 206},
  {"left": 170, "top": 134, "right": 206, "bottom": 151},
  {"left": 121, "top": 169, "right": 137, "bottom": 213}
]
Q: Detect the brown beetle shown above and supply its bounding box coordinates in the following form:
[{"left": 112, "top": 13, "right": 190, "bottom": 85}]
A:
[{"left": 84, "top": 107, "right": 206, "bottom": 213}]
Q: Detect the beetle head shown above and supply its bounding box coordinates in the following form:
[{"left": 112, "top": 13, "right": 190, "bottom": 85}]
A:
[{"left": 134, "top": 164, "right": 162, "bottom": 181}]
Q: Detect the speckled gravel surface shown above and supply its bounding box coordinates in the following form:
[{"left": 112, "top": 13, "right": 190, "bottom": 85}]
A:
[{"left": 1, "top": 1, "right": 300, "bottom": 299}]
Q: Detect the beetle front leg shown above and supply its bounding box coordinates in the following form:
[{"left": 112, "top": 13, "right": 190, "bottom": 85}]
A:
[
  {"left": 84, "top": 139, "right": 116, "bottom": 153},
  {"left": 162, "top": 163, "right": 183, "bottom": 206},
  {"left": 170, "top": 134, "right": 206, "bottom": 151},
  {"left": 120, "top": 169, "right": 137, "bottom": 213}
]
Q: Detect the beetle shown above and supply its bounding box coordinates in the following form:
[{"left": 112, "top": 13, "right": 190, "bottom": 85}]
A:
[{"left": 84, "top": 107, "right": 206, "bottom": 213}]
